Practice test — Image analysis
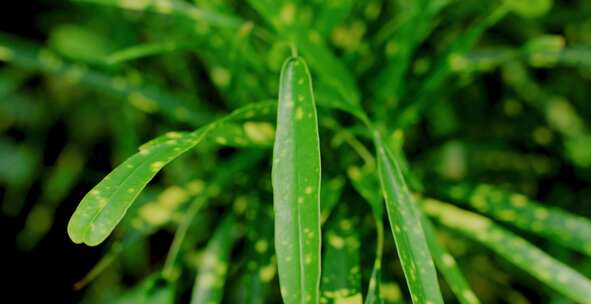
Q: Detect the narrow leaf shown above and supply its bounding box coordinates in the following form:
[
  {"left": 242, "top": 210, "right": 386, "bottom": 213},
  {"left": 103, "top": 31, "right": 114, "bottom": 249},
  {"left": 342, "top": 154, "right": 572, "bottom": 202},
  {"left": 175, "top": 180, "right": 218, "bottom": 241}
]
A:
[
  {"left": 320, "top": 204, "right": 362, "bottom": 304},
  {"left": 434, "top": 182, "right": 591, "bottom": 256},
  {"left": 374, "top": 133, "right": 443, "bottom": 304},
  {"left": 68, "top": 101, "right": 274, "bottom": 246},
  {"left": 68, "top": 127, "right": 212, "bottom": 246},
  {"left": 421, "top": 216, "right": 480, "bottom": 304},
  {"left": 240, "top": 202, "right": 276, "bottom": 304},
  {"left": 347, "top": 165, "right": 383, "bottom": 304},
  {"left": 190, "top": 216, "right": 235, "bottom": 304},
  {"left": 272, "top": 56, "right": 322, "bottom": 304},
  {"left": 422, "top": 198, "right": 591, "bottom": 303}
]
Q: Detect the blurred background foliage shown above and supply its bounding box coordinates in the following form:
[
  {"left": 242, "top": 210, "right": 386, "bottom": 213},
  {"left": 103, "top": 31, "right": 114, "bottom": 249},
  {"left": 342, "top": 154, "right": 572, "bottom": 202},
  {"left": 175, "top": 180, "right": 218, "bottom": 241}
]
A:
[{"left": 1, "top": 0, "right": 591, "bottom": 303}]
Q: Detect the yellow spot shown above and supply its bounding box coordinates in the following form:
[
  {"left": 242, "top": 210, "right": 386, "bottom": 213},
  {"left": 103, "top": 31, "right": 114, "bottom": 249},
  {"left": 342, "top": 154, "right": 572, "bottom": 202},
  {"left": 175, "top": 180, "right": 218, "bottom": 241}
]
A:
[
  {"left": 328, "top": 232, "right": 345, "bottom": 249},
  {"left": 385, "top": 40, "right": 398, "bottom": 57},
  {"left": 442, "top": 254, "right": 456, "bottom": 267},
  {"left": 211, "top": 66, "right": 231, "bottom": 87},
  {"left": 97, "top": 198, "right": 108, "bottom": 208},
  {"left": 298, "top": 197, "right": 304, "bottom": 204},
  {"left": 244, "top": 122, "right": 275, "bottom": 144},
  {"left": 0, "top": 46, "right": 12, "bottom": 61},
  {"left": 305, "top": 186, "right": 313, "bottom": 194},
  {"left": 347, "top": 166, "right": 361, "bottom": 181},
  {"left": 532, "top": 127, "right": 553, "bottom": 145},
  {"left": 38, "top": 50, "right": 63, "bottom": 71},
  {"left": 120, "top": 0, "right": 150, "bottom": 10},
  {"left": 296, "top": 107, "right": 305, "bottom": 120},
  {"left": 381, "top": 282, "right": 401, "bottom": 301},
  {"left": 557, "top": 272, "right": 569, "bottom": 283},
  {"left": 309, "top": 31, "right": 322, "bottom": 44},
  {"left": 150, "top": 161, "right": 165, "bottom": 171},
  {"left": 279, "top": 3, "right": 296, "bottom": 25},
  {"left": 510, "top": 194, "right": 528, "bottom": 207},
  {"left": 339, "top": 220, "right": 352, "bottom": 231},
  {"left": 498, "top": 210, "right": 517, "bottom": 221},
  {"left": 154, "top": 0, "right": 172, "bottom": 13},
  {"left": 449, "top": 53, "right": 468, "bottom": 71},
  {"left": 129, "top": 92, "right": 157, "bottom": 113},
  {"left": 139, "top": 204, "right": 170, "bottom": 226},
  {"left": 298, "top": 78, "right": 304, "bottom": 85},
  {"left": 259, "top": 264, "right": 276, "bottom": 282},
  {"left": 463, "top": 290, "right": 479, "bottom": 304},
  {"left": 535, "top": 208, "right": 549, "bottom": 220},
  {"left": 304, "top": 254, "right": 313, "bottom": 264},
  {"left": 166, "top": 131, "right": 182, "bottom": 139},
  {"left": 335, "top": 294, "right": 362, "bottom": 304},
  {"left": 159, "top": 186, "right": 187, "bottom": 208},
  {"left": 215, "top": 136, "right": 227, "bottom": 145},
  {"left": 233, "top": 196, "right": 249, "bottom": 214},
  {"left": 197, "top": 273, "right": 216, "bottom": 289},
  {"left": 255, "top": 240, "right": 268, "bottom": 253},
  {"left": 187, "top": 179, "right": 205, "bottom": 194}
]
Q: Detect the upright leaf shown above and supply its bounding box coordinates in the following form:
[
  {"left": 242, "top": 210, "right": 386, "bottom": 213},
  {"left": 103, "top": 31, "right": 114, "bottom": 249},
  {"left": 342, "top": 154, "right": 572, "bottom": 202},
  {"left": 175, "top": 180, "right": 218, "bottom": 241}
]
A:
[
  {"left": 320, "top": 203, "right": 362, "bottom": 304},
  {"left": 272, "top": 56, "right": 322, "bottom": 304},
  {"left": 190, "top": 216, "right": 235, "bottom": 304},
  {"left": 373, "top": 133, "right": 443, "bottom": 304},
  {"left": 347, "top": 165, "right": 384, "bottom": 304},
  {"left": 421, "top": 216, "right": 480, "bottom": 304}
]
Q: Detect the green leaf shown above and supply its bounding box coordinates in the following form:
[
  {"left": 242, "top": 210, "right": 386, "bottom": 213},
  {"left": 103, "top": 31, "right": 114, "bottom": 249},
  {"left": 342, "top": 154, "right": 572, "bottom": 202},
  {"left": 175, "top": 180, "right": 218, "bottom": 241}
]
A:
[
  {"left": 272, "top": 56, "right": 322, "bottom": 304},
  {"left": 107, "top": 41, "right": 199, "bottom": 64},
  {"left": 75, "top": 0, "right": 244, "bottom": 30},
  {"left": 0, "top": 33, "right": 215, "bottom": 127},
  {"left": 434, "top": 182, "right": 591, "bottom": 256},
  {"left": 422, "top": 198, "right": 591, "bottom": 303},
  {"left": 320, "top": 203, "right": 362, "bottom": 304},
  {"left": 314, "top": 0, "right": 355, "bottom": 37},
  {"left": 240, "top": 202, "right": 276, "bottom": 304},
  {"left": 503, "top": 0, "right": 553, "bottom": 18},
  {"left": 114, "top": 274, "right": 175, "bottom": 304},
  {"left": 68, "top": 127, "right": 212, "bottom": 246},
  {"left": 74, "top": 151, "right": 263, "bottom": 288},
  {"left": 190, "top": 216, "right": 235, "bottom": 304},
  {"left": 396, "top": 5, "right": 508, "bottom": 130},
  {"left": 421, "top": 216, "right": 480, "bottom": 304},
  {"left": 347, "top": 165, "right": 383, "bottom": 304},
  {"left": 320, "top": 177, "right": 346, "bottom": 224},
  {"left": 68, "top": 101, "right": 275, "bottom": 246},
  {"left": 208, "top": 121, "right": 275, "bottom": 148},
  {"left": 373, "top": 132, "right": 443, "bottom": 304}
]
